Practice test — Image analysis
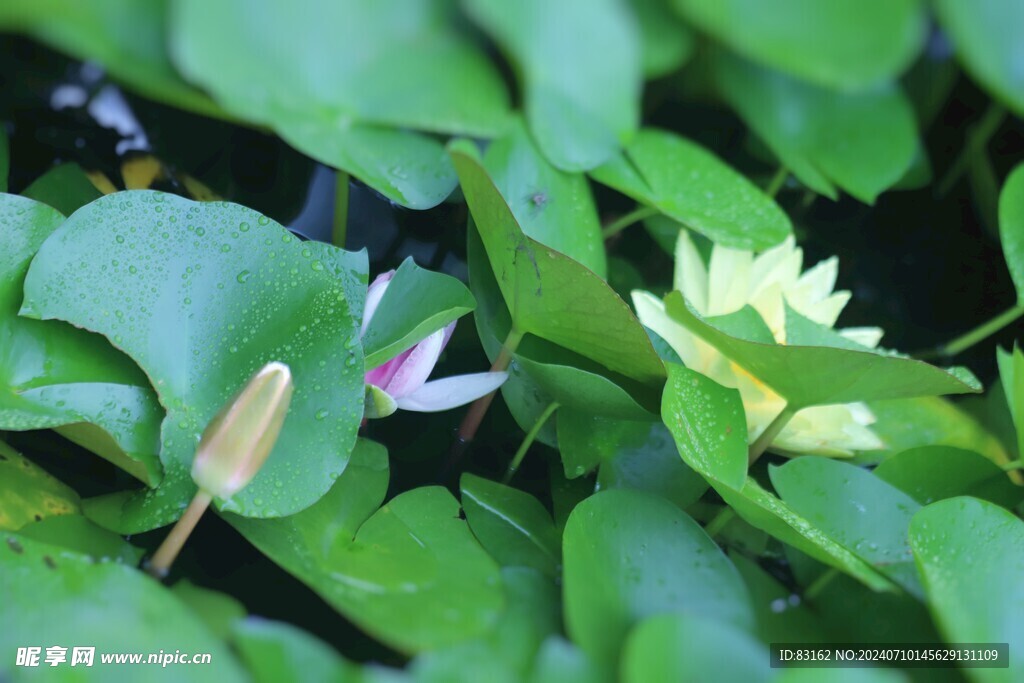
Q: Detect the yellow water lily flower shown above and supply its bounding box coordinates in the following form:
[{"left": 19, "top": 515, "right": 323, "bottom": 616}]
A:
[{"left": 634, "top": 233, "right": 885, "bottom": 456}]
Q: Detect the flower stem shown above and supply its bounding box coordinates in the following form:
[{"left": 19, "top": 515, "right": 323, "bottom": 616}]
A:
[
  {"left": 923, "top": 304, "right": 1024, "bottom": 359},
  {"left": 938, "top": 102, "right": 1007, "bottom": 196},
  {"left": 704, "top": 507, "right": 736, "bottom": 540},
  {"left": 504, "top": 402, "right": 560, "bottom": 484},
  {"left": 456, "top": 326, "right": 525, "bottom": 445},
  {"left": 804, "top": 568, "right": 839, "bottom": 600},
  {"left": 602, "top": 206, "right": 659, "bottom": 239},
  {"left": 748, "top": 404, "right": 797, "bottom": 464},
  {"left": 332, "top": 171, "right": 350, "bottom": 248},
  {"left": 766, "top": 166, "right": 788, "bottom": 198},
  {"left": 145, "top": 489, "right": 213, "bottom": 579}
]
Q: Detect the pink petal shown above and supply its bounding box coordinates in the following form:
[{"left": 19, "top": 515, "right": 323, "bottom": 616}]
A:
[
  {"left": 364, "top": 346, "right": 413, "bottom": 389},
  {"left": 395, "top": 372, "right": 509, "bottom": 412},
  {"left": 361, "top": 270, "right": 395, "bottom": 335},
  {"left": 383, "top": 328, "right": 445, "bottom": 399}
]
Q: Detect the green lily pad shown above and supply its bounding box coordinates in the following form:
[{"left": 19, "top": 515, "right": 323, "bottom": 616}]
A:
[
  {"left": 17, "top": 515, "right": 142, "bottom": 564},
  {"left": 361, "top": 256, "right": 475, "bottom": 369},
  {"left": 672, "top": 0, "right": 925, "bottom": 90},
  {"left": 484, "top": 117, "right": 606, "bottom": 277},
  {"left": 622, "top": 614, "right": 771, "bottom": 683},
  {"left": 934, "top": 0, "right": 1024, "bottom": 116},
  {"left": 22, "top": 162, "right": 104, "bottom": 216},
  {"left": 22, "top": 191, "right": 365, "bottom": 531},
  {"left": 713, "top": 53, "right": 918, "bottom": 204},
  {"left": 910, "top": 497, "right": 1024, "bottom": 683},
  {"left": 461, "top": 473, "right": 562, "bottom": 577},
  {"left": 731, "top": 553, "right": 826, "bottom": 644},
  {"left": 631, "top": 0, "right": 695, "bottom": 78},
  {"left": 665, "top": 293, "right": 980, "bottom": 410},
  {"left": 0, "top": 532, "right": 248, "bottom": 683},
  {"left": 452, "top": 140, "right": 665, "bottom": 386},
  {"left": 464, "top": 0, "right": 641, "bottom": 171},
  {"left": 591, "top": 129, "right": 792, "bottom": 250},
  {"left": 0, "top": 441, "right": 80, "bottom": 531},
  {"left": 1, "top": 193, "right": 162, "bottom": 484},
  {"left": 229, "top": 439, "right": 503, "bottom": 654},
  {"left": 997, "top": 163, "right": 1024, "bottom": 301},
  {"left": 770, "top": 457, "right": 922, "bottom": 596},
  {"left": 563, "top": 489, "right": 753, "bottom": 670},
  {"left": 173, "top": 580, "right": 247, "bottom": 640},
  {"left": 874, "top": 446, "right": 1023, "bottom": 508},
  {"left": 0, "top": 0, "right": 226, "bottom": 119},
  {"left": 531, "top": 637, "right": 610, "bottom": 683},
  {"left": 231, "top": 618, "right": 354, "bottom": 683}
]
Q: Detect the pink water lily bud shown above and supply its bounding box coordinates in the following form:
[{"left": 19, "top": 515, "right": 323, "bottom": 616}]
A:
[
  {"left": 362, "top": 270, "right": 507, "bottom": 418},
  {"left": 191, "top": 362, "right": 294, "bottom": 498}
]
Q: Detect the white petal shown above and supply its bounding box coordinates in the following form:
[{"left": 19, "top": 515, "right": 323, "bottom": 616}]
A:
[
  {"left": 802, "top": 290, "right": 851, "bottom": 328},
  {"left": 396, "top": 372, "right": 509, "bottom": 412},
  {"left": 632, "top": 290, "right": 703, "bottom": 367},
  {"left": 749, "top": 236, "right": 796, "bottom": 289},
  {"left": 794, "top": 257, "right": 839, "bottom": 304},
  {"left": 707, "top": 245, "right": 753, "bottom": 315},
  {"left": 840, "top": 326, "right": 885, "bottom": 349},
  {"left": 673, "top": 231, "right": 708, "bottom": 314},
  {"left": 361, "top": 271, "right": 394, "bottom": 335},
  {"left": 384, "top": 328, "right": 444, "bottom": 398}
]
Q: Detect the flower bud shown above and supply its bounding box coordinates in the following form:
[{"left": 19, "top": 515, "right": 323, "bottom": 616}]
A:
[{"left": 191, "top": 362, "right": 294, "bottom": 499}]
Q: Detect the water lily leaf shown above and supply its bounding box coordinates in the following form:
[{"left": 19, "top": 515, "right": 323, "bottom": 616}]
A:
[
  {"left": 997, "top": 163, "right": 1024, "bottom": 302},
  {"left": 172, "top": 0, "right": 508, "bottom": 209},
  {"left": 0, "top": 193, "right": 162, "bottom": 484},
  {"left": 933, "top": 0, "right": 1024, "bottom": 116},
  {"left": 464, "top": 0, "right": 641, "bottom": 171},
  {"left": 361, "top": 257, "right": 475, "bottom": 369},
  {"left": 590, "top": 129, "right": 792, "bottom": 250},
  {"left": 173, "top": 580, "right": 247, "bottom": 640},
  {"left": 0, "top": 441, "right": 80, "bottom": 531},
  {"left": 0, "top": 0, "right": 226, "bottom": 119},
  {"left": 910, "top": 497, "right": 1024, "bottom": 683},
  {"left": 672, "top": 0, "right": 925, "bottom": 90},
  {"left": 0, "top": 533, "right": 248, "bottom": 683},
  {"left": 452, "top": 140, "right": 665, "bottom": 386},
  {"left": 874, "top": 446, "right": 1023, "bottom": 508},
  {"left": 484, "top": 117, "right": 606, "bottom": 277},
  {"left": 17, "top": 515, "right": 142, "bottom": 564},
  {"left": 563, "top": 489, "right": 753, "bottom": 670},
  {"left": 631, "top": 0, "right": 695, "bottom": 78},
  {"left": 661, "top": 365, "right": 895, "bottom": 591},
  {"left": 22, "top": 191, "right": 365, "bottom": 531},
  {"left": 779, "top": 670, "right": 908, "bottom": 683},
  {"left": 22, "top": 163, "right": 104, "bottom": 215},
  {"left": 591, "top": 418, "right": 709, "bottom": 507},
  {"left": 659, "top": 365, "right": 748, "bottom": 490},
  {"left": 231, "top": 618, "right": 354, "bottom": 683},
  {"left": 531, "top": 637, "right": 611, "bottom": 683},
  {"left": 770, "top": 458, "right": 922, "bottom": 596},
  {"left": 713, "top": 53, "right": 918, "bottom": 204},
  {"left": 731, "top": 553, "right": 826, "bottom": 644},
  {"left": 665, "top": 292, "right": 981, "bottom": 409},
  {"left": 622, "top": 614, "right": 771, "bottom": 683},
  {"left": 230, "top": 439, "right": 503, "bottom": 654},
  {"left": 461, "top": 473, "right": 561, "bottom": 577}
]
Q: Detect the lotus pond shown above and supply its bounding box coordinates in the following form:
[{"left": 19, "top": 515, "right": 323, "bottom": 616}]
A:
[{"left": 1, "top": 1, "right": 1023, "bottom": 682}]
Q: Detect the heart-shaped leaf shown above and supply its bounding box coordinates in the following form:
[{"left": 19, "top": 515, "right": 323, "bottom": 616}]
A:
[
  {"left": 452, "top": 140, "right": 665, "bottom": 386},
  {"left": 231, "top": 618, "right": 354, "bottom": 683},
  {"left": 0, "top": 440, "right": 80, "bottom": 531},
  {"left": 0, "top": 532, "right": 249, "bottom": 682},
  {"left": 713, "top": 53, "right": 918, "bottom": 204},
  {"left": 1, "top": 193, "right": 162, "bottom": 484},
  {"left": 770, "top": 457, "right": 922, "bottom": 596},
  {"left": 910, "top": 497, "right": 1024, "bottom": 683},
  {"left": 464, "top": 0, "right": 641, "bottom": 171},
  {"left": 631, "top": 0, "right": 695, "bottom": 78},
  {"left": 933, "top": 0, "right": 1024, "bottom": 116},
  {"left": 361, "top": 256, "right": 475, "bottom": 369},
  {"left": 591, "top": 129, "right": 792, "bottom": 250},
  {"left": 665, "top": 292, "right": 980, "bottom": 409},
  {"left": 874, "top": 446, "right": 1023, "bottom": 508},
  {"left": 484, "top": 117, "right": 607, "bottom": 277},
  {"left": 461, "top": 473, "right": 561, "bottom": 577},
  {"left": 997, "top": 163, "right": 1024, "bottom": 302},
  {"left": 230, "top": 439, "right": 503, "bottom": 654},
  {"left": 22, "top": 191, "right": 366, "bottom": 531},
  {"left": 672, "top": 0, "right": 925, "bottom": 90},
  {"left": 563, "top": 489, "right": 753, "bottom": 670}
]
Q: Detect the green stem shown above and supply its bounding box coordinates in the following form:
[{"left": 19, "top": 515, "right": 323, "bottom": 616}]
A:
[
  {"left": 928, "top": 304, "right": 1024, "bottom": 359},
  {"left": 504, "top": 402, "right": 560, "bottom": 484},
  {"left": 602, "top": 206, "right": 658, "bottom": 239},
  {"left": 938, "top": 102, "right": 1007, "bottom": 196},
  {"left": 332, "top": 171, "right": 350, "bottom": 248},
  {"left": 749, "top": 404, "right": 797, "bottom": 464},
  {"left": 457, "top": 326, "right": 525, "bottom": 443},
  {"left": 804, "top": 568, "right": 839, "bottom": 600},
  {"left": 1003, "top": 461, "right": 1023, "bottom": 472},
  {"left": 146, "top": 489, "right": 213, "bottom": 579},
  {"left": 766, "top": 166, "right": 789, "bottom": 198},
  {"left": 704, "top": 507, "right": 736, "bottom": 539}
]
